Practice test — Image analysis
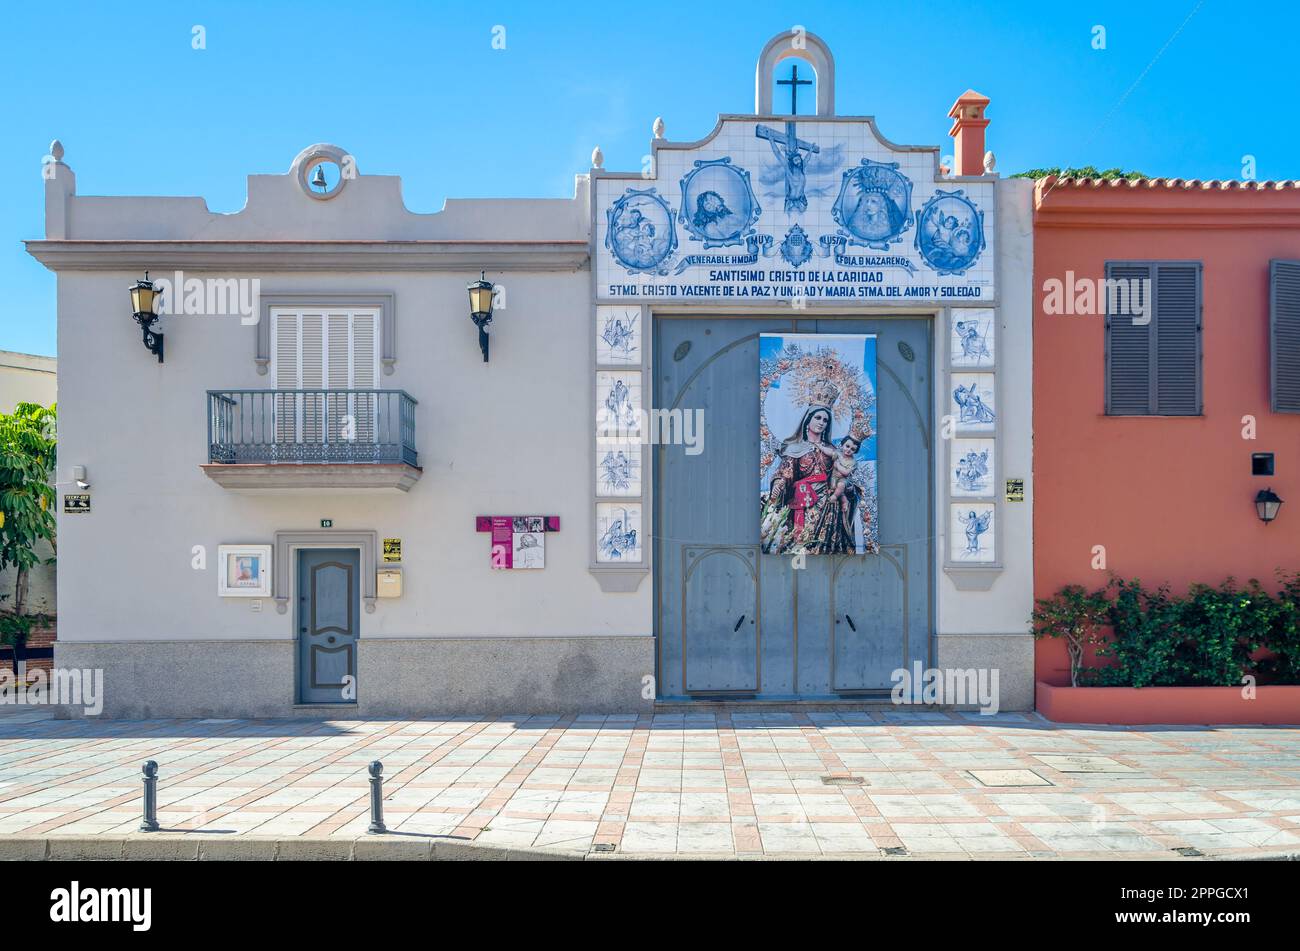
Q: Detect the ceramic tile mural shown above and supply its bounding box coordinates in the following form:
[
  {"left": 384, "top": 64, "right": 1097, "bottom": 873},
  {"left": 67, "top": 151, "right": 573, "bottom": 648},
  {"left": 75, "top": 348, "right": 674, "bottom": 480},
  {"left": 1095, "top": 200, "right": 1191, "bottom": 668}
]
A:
[
  {"left": 596, "top": 370, "right": 643, "bottom": 441},
  {"left": 951, "top": 438, "right": 995, "bottom": 498},
  {"left": 597, "top": 443, "right": 642, "bottom": 497},
  {"left": 951, "top": 372, "right": 996, "bottom": 434},
  {"left": 945, "top": 294, "right": 998, "bottom": 564},
  {"left": 950, "top": 502, "right": 995, "bottom": 563},
  {"left": 593, "top": 303, "right": 646, "bottom": 565},
  {"left": 595, "top": 119, "right": 995, "bottom": 303},
  {"left": 596, "top": 503, "right": 642, "bottom": 563},
  {"left": 950, "top": 308, "right": 995, "bottom": 368},
  {"left": 596, "top": 304, "right": 641, "bottom": 365}
]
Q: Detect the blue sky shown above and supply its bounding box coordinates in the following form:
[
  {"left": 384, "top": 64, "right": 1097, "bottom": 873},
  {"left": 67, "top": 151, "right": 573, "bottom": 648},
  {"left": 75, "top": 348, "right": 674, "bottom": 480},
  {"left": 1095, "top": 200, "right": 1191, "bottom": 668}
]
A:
[{"left": 1, "top": 0, "right": 1289, "bottom": 357}]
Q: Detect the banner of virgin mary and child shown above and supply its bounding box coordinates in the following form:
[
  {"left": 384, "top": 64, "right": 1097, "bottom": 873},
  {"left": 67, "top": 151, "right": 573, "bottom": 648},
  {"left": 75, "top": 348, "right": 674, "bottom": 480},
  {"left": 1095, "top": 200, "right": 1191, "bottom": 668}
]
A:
[{"left": 760, "top": 334, "right": 879, "bottom": 555}]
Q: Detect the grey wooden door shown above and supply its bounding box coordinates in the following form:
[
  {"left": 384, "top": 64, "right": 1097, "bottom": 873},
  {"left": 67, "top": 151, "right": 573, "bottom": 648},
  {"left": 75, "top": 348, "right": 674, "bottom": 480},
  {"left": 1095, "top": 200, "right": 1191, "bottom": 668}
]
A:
[
  {"left": 654, "top": 317, "right": 931, "bottom": 699},
  {"left": 297, "top": 548, "right": 360, "bottom": 703}
]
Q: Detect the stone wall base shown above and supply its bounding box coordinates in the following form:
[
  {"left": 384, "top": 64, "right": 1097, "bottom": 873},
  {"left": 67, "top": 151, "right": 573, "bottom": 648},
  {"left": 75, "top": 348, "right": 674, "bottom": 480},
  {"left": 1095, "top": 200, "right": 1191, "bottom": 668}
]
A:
[
  {"left": 51, "top": 635, "right": 1026, "bottom": 717},
  {"left": 53, "top": 636, "right": 655, "bottom": 718},
  {"left": 358, "top": 637, "right": 654, "bottom": 716},
  {"left": 934, "top": 633, "right": 1035, "bottom": 712}
]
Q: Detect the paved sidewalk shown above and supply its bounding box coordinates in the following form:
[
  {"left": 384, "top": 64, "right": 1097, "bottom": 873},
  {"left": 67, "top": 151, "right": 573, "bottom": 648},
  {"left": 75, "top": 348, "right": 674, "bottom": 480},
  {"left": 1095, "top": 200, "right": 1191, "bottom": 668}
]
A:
[{"left": 0, "top": 708, "right": 1297, "bottom": 859}]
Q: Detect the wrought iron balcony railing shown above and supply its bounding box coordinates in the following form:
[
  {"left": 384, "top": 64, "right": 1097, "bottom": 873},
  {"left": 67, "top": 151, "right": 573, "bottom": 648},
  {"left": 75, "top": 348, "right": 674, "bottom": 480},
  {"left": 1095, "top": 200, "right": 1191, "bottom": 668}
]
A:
[{"left": 207, "top": 389, "right": 418, "bottom": 467}]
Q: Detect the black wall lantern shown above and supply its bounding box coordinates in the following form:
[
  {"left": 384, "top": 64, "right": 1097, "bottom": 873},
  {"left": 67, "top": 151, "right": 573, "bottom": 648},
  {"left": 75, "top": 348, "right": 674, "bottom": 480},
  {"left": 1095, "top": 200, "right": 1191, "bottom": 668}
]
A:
[
  {"left": 1255, "top": 487, "right": 1283, "bottom": 525},
  {"left": 467, "top": 271, "right": 494, "bottom": 362},
  {"left": 129, "top": 272, "right": 165, "bottom": 362}
]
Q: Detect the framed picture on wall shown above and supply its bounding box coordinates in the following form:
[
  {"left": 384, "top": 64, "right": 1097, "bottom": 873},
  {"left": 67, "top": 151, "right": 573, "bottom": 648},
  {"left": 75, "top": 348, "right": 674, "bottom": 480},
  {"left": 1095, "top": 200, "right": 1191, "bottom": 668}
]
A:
[{"left": 217, "top": 544, "right": 272, "bottom": 597}]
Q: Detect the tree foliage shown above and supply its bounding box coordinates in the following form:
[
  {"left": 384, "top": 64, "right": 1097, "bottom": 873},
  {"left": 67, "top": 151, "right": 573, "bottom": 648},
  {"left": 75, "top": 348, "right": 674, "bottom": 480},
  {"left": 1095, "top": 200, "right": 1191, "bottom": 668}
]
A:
[
  {"left": 0, "top": 402, "right": 57, "bottom": 618},
  {"left": 1029, "top": 583, "right": 1111, "bottom": 687},
  {"left": 1011, "top": 166, "right": 1149, "bottom": 181}
]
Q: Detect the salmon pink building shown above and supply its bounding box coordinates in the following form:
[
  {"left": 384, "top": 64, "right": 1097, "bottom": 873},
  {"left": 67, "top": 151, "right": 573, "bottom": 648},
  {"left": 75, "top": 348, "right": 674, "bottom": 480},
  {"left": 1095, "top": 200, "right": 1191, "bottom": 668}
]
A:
[{"left": 1032, "top": 176, "right": 1300, "bottom": 706}]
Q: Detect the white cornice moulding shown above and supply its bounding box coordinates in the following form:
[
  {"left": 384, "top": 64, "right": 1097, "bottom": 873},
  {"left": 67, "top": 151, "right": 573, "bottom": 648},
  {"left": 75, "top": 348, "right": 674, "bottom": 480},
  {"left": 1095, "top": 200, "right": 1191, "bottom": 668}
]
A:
[{"left": 24, "top": 239, "right": 591, "bottom": 272}]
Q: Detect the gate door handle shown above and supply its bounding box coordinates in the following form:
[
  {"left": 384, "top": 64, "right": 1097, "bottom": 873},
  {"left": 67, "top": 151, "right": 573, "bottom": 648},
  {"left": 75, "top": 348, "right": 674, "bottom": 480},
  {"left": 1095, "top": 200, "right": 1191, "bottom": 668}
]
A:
[
  {"left": 733, "top": 614, "right": 746, "bottom": 632},
  {"left": 845, "top": 614, "right": 857, "bottom": 632}
]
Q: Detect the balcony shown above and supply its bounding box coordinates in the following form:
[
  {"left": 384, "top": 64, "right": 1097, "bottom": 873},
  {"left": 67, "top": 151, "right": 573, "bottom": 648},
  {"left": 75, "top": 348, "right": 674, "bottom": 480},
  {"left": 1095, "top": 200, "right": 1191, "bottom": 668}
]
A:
[{"left": 203, "top": 389, "right": 421, "bottom": 492}]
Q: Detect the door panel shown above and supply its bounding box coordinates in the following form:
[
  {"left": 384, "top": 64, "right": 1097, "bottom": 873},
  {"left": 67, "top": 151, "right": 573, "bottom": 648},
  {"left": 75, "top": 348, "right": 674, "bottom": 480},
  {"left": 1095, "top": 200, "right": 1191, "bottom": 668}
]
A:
[
  {"left": 831, "top": 546, "right": 908, "bottom": 691},
  {"left": 789, "top": 554, "right": 825, "bottom": 693},
  {"left": 803, "top": 318, "right": 932, "bottom": 694},
  {"left": 655, "top": 318, "right": 794, "bottom": 699},
  {"left": 655, "top": 316, "right": 931, "bottom": 700},
  {"left": 683, "top": 547, "right": 759, "bottom": 692},
  {"left": 757, "top": 553, "right": 797, "bottom": 695},
  {"left": 297, "top": 548, "right": 360, "bottom": 704}
]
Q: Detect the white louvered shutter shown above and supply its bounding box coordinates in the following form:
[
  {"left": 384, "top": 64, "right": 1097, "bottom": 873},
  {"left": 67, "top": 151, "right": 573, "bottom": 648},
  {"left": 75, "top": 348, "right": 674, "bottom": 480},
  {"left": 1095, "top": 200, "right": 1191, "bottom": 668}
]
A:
[
  {"left": 272, "top": 308, "right": 380, "bottom": 453},
  {"left": 326, "top": 312, "right": 351, "bottom": 445},
  {"left": 300, "top": 313, "right": 326, "bottom": 443},
  {"left": 350, "top": 313, "right": 379, "bottom": 448},
  {"left": 273, "top": 311, "right": 299, "bottom": 444}
]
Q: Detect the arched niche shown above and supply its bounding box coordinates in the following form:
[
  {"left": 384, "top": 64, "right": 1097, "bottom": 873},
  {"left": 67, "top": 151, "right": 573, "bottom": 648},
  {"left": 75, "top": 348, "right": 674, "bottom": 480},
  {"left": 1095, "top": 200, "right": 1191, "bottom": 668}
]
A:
[{"left": 754, "top": 30, "right": 835, "bottom": 116}]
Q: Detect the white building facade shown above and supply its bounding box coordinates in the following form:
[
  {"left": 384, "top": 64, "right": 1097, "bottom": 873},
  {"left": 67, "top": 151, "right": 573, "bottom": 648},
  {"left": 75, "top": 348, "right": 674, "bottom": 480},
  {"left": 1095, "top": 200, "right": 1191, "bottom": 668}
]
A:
[{"left": 29, "top": 34, "right": 1034, "bottom": 718}]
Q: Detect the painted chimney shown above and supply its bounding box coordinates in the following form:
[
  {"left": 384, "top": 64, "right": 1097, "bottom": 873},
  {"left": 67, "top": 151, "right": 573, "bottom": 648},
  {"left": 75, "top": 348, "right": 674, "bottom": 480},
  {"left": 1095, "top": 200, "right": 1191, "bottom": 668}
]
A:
[{"left": 948, "top": 90, "right": 991, "bottom": 177}]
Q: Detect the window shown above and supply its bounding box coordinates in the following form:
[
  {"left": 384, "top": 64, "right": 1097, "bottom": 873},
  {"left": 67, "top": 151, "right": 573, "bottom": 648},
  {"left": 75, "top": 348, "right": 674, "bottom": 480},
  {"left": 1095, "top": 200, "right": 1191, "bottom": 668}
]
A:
[
  {"left": 1271, "top": 260, "right": 1300, "bottom": 414},
  {"left": 271, "top": 309, "right": 379, "bottom": 445},
  {"left": 255, "top": 294, "right": 395, "bottom": 377},
  {"left": 1105, "top": 261, "right": 1202, "bottom": 416}
]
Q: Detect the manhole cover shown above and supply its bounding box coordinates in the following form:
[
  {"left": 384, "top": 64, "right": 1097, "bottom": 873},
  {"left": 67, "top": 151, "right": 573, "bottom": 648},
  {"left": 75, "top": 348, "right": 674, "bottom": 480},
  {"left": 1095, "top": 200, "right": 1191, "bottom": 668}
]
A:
[
  {"left": 821, "top": 775, "right": 867, "bottom": 786},
  {"left": 882, "top": 846, "right": 908, "bottom": 856},
  {"left": 967, "top": 769, "right": 1053, "bottom": 787},
  {"left": 1174, "top": 847, "right": 1204, "bottom": 857},
  {"left": 592, "top": 843, "right": 618, "bottom": 853},
  {"left": 1031, "top": 754, "right": 1136, "bottom": 773}
]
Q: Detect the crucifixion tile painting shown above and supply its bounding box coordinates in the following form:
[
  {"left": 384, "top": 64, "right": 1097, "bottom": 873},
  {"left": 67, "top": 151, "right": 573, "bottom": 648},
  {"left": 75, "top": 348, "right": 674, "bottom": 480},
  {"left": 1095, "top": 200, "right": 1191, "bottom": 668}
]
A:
[{"left": 596, "top": 118, "right": 995, "bottom": 303}]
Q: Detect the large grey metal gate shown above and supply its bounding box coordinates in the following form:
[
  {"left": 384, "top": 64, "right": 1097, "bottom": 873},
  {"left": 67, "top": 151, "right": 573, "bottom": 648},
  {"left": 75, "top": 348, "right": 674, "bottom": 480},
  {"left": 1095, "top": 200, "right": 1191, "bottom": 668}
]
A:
[{"left": 654, "top": 316, "right": 932, "bottom": 699}]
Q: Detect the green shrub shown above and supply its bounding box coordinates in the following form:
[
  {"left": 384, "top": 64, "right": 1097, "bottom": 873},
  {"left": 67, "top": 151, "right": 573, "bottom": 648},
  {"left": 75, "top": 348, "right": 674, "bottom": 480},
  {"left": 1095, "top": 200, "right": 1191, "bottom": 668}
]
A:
[
  {"left": 1256, "top": 571, "right": 1300, "bottom": 683},
  {"left": 1031, "top": 575, "right": 1300, "bottom": 687},
  {"left": 1029, "top": 583, "right": 1111, "bottom": 686}
]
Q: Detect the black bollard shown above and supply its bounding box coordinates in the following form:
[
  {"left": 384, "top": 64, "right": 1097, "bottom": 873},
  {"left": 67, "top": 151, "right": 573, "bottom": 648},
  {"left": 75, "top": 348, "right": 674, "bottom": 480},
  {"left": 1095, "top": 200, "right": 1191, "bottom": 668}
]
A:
[
  {"left": 367, "top": 761, "right": 386, "bottom": 834},
  {"left": 140, "top": 760, "right": 160, "bottom": 832}
]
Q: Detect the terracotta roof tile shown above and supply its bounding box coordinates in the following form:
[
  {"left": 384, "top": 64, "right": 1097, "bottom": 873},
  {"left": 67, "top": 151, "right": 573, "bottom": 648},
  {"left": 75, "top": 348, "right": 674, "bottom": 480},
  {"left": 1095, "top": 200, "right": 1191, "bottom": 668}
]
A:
[{"left": 1044, "top": 176, "right": 1300, "bottom": 191}]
